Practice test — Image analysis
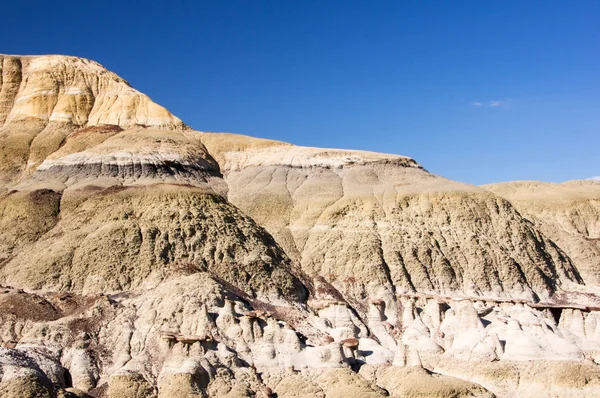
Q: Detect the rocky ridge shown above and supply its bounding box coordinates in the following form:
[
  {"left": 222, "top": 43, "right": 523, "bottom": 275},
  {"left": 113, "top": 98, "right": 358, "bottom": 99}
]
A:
[{"left": 0, "top": 54, "right": 599, "bottom": 397}]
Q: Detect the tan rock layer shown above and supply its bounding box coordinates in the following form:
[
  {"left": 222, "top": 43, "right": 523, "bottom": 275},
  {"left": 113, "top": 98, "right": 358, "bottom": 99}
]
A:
[
  {"left": 0, "top": 184, "right": 305, "bottom": 303},
  {"left": 0, "top": 54, "right": 186, "bottom": 185},
  {"left": 1, "top": 54, "right": 599, "bottom": 398},
  {"left": 0, "top": 55, "right": 184, "bottom": 129},
  {"left": 200, "top": 133, "right": 583, "bottom": 309},
  {"left": 484, "top": 180, "right": 600, "bottom": 285}
]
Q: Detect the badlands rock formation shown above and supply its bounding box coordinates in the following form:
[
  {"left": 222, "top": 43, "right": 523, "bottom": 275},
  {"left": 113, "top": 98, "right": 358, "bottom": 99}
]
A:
[
  {"left": 0, "top": 54, "right": 599, "bottom": 397},
  {"left": 484, "top": 180, "right": 600, "bottom": 285},
  {"left": 0, "top": 55, "right": 185, "bottom": 186}
]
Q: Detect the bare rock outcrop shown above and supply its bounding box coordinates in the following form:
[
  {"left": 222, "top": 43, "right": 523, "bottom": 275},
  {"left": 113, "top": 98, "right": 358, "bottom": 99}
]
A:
[
  {"left": 199, "top": 132, "right": 583, "bottom": 308},
  {"left": 1, "top": 54, "right": 599, "bottom": 397},
  {"left": 484, "top": 180, "right": 600, "bottom": 285},
  {"left": 0, "top": 184, "right": 305, "bottom": 302},
  {"left": 0, "top": 54, "right": 186, "bottom": 185}
]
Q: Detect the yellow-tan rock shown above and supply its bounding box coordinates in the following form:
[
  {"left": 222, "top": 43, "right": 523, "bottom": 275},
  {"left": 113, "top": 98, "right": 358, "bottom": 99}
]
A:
[{"left": 1, "top": 53, "right": 600, "bottom": 398}]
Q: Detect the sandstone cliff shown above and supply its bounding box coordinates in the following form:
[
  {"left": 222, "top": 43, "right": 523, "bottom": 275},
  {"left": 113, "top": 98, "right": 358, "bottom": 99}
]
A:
[{"left": 1, "top": 54, "right": 599, "bottom": 398}]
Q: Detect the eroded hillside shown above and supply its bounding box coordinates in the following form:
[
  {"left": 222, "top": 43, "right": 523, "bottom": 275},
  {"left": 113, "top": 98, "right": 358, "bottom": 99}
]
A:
[
  {"left": 1, "top": 54, "right": 599, "bottom": 398},
  {"left": 484, "top": 180, "right": 600, "bottom": 285}
]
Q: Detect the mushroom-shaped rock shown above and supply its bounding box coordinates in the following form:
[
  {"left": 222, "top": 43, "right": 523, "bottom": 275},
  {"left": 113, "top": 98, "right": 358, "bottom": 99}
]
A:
[
  {"left": 340, "top": 338, "right": 360, "bottom": 360},
  {"left": 341, "top": 338, "right": 359, "bottom": 349}
]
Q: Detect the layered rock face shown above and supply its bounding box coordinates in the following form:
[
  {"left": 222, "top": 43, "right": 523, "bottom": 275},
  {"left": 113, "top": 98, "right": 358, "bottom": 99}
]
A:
[
  {"left": 200, "top": 133, "right": 583, "bottom": 305},
  {"left": 0, "top": 54, "right": 185, "bottom": 185},
  {"left": 1, "top": 54, "right": 599, "bottom": 398}
]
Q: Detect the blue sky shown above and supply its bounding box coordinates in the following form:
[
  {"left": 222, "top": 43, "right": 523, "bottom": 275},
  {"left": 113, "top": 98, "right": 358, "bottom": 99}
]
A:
[{"left": 2, "top": 1, "right": 598, "bottom": 184}]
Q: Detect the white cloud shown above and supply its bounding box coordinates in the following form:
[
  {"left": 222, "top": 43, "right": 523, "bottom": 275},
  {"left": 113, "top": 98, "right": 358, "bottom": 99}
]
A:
[
  {"left": 587, "top": 176, "right": 600, "bottom": 181},
  {"left": 471, "top": 99, "right": 512, "bottom": 108}
]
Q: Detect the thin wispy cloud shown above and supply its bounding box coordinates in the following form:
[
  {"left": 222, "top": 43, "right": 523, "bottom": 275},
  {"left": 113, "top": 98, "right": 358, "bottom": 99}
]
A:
[
  {"left": 587, "top": 176, "right": 600, "bottom": 181},
  {"left": 471, "top": 99, "right": 512, "bottom": 108}
]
